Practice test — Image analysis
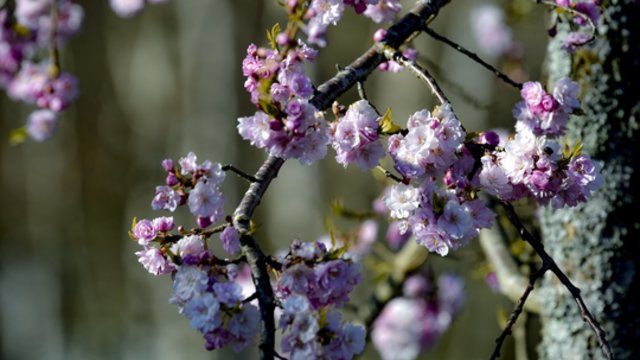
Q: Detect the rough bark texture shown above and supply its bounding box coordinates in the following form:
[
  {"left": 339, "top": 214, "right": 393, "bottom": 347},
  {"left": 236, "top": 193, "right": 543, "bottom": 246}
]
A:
[{"left": 539, "top": 1, "right": 640, "bottom": 359}]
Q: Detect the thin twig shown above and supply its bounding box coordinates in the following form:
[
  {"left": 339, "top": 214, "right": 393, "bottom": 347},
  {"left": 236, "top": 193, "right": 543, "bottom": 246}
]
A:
[
  {"left": 274, "top": 351, "right": 288, "bottom": 360},
  {"left": 222, "top": 164, "right": 261, "bottom": 183},
  {"left": 499, "top": 201, "right": 614, "bottom": 360},
  {"left": 420, "top": 55, "right": 490, "bottom": 109},
  {"left": 381, "top": 45, "right": 449, "bottom": 105},
  {"left": 357, "top": 81, "right": 368, "bottom": 101},
  {"left": 376, "top": 165, "right": 404, "bottom": 183},
  {"left": 423, "top": 27, "right": 523, "bottom": 90},
  {"left": 490, "top": 265, "right": 548, "bottom": 360},
  {"left": 243, "top": 292, "right": 258, "bottom": 304}
]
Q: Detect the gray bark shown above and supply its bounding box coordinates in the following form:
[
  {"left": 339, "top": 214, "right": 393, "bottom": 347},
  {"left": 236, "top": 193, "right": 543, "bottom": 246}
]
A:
[{"left": 539, "top": 1, "right": 640, "bottom": 359}]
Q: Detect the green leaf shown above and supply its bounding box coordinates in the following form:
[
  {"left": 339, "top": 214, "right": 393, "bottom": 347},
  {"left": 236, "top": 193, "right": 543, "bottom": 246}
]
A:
[
  {"left": 563, "top": 143, "right": 571, "bottom": 159},
  {"left": 572, "top": 140, "right": 583, "bottom": 158},
  {"left": 378, "top": 108, "right": 402, "bottom": 135},
  {"left": 128, "top": 217, "right": 138, "bottom": 241},
  {"left": 266, "top": 23, "right": 281, "bottom": 50},
  {"left": 8, "top": 127, "right": 27, "bottom": 145}
]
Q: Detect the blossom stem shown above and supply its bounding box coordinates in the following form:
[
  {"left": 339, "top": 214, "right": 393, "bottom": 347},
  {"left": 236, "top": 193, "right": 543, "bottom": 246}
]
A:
[
  {"left": 222, "top": 164, "right": 261, "bottom": 183},
  {"left": 423, "top": 26, "right": 523, "bottom": 90},
  {"left": 382, "top": 45, "right": 450, "bottom": 105}
]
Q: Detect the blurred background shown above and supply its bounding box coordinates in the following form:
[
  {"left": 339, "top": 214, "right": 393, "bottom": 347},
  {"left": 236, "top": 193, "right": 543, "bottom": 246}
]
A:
[{"left": 0, "top": 0, "right": 549, "bottom": 359}]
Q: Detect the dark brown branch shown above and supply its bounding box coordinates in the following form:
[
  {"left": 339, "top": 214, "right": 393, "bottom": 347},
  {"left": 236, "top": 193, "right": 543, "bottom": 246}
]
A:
[
  {"left": 423, "top": 27, "right": 523, "bottom": 90},
  {"left": 243, "top": 292, "right": 258, "bottom": 304},
  {"left": 222, "top": 164, "right": 260, "bottom": 183},
  {"left": 231, "top": 2, "right": 452, "bottom": 359},
  {"left": 311, "top": 0, "right": 451, "bottom": 111},
  {"left": 490, "top": 265, "right": 548, "bottom": 360},
  {"left": 498, "top": 201, "right": 614, "bottom": 360},
  {"left": 238, "top": 234, "right": 278, "bottom": 359}
]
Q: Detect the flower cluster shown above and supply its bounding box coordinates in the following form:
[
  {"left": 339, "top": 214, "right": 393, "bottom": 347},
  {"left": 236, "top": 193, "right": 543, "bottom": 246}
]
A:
[
  {"left": 277, "top": 240, "right": 361, "bottom": 308},
  {"left": 384, "top": 182, "right": 495, "bottom": 256},
  {"left": 170, "top": 265, "right": 260, "bottom": 352},
  {"left": 382, "top": 105, "right": 495, "bottom": 256},
  {"left": 151, "top": 152, "right": 227, "bottom": 227},
  {"left": 372, "top": 273, "right": 465, "bottom": 360},
  {"left": 110, "top": 0, "right": 168, "bottom": 18},
  {"left": 238, "top": 42, "right": 329, "bottom": 165},
  {"left": 276, "top": 240, "right": 365, "bottom": 359},
  {"left": 329, "top": 99, "right": 386, "bottom": 170},
  {"left": 301, "top": 0, "right": 401, "bottom": 47},
  {"left": 513, "top": 77, "right": 580, "bottom": 137},
  {"left": 130, "top": 154, "right": 258, "bottom": 352},
  {"left": 1, "top": 1, "right": 82, "bottom": 141},
  {"left": 552, "top": 0, "right": 602, "bottom": 51},
  {"left": 389, "top": 104, "right": 465, "bottom": 179},
  {"left": 132, "top": 216, "right": 176, "bottom": 275},
  {"left": 480, "top": 77, "right": 603, "bottom": 207},
  {"left": 279, "top": 295, "right": 365, "bottom": 360},
  {"left": 277, "top": 240, "right": 365, "bottom": 359},
  {"left": 382, "top": 77, "right": 601, "bottom": 256}
]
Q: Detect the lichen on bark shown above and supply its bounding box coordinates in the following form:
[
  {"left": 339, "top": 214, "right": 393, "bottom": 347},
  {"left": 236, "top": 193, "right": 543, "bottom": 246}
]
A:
[{"left": 538, "top": 1, "right": 640, "bottom": 359}]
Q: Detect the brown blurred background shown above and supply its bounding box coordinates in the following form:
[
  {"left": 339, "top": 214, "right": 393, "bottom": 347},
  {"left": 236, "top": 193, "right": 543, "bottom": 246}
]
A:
[{"left": 0, "top": 0, "right": 548, "bottom": 359}]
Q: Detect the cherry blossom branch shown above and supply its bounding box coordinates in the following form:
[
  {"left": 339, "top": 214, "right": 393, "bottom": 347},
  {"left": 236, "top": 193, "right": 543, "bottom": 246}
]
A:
[
  {"left": 222, "top": 164, "right": 260, "bottom": 183},
  {"left": 493, "top": 201, "right": 614, "bottom": 360},
  {"left": 231, "top": 2, "right": 453, "bottom": 359},
  {"left": 423, "top": 27, "right": 523, "bottom": 90},
  {"left": 382, "top": 46, "right": 450, "bottom": 105},
  {"left": 376, "top": 165, "right": 404, "bottom": 183},
  {"left": 419, "top": 55, "right": 490, "bottom": 109},
  {"left": 312, "top": 0, "right": 451, "bottom": 110}
]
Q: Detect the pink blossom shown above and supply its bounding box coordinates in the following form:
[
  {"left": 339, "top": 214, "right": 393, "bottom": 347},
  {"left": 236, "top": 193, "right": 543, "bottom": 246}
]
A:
[{"left": 136, "top": 247, "right": 173, "bottom": 275}]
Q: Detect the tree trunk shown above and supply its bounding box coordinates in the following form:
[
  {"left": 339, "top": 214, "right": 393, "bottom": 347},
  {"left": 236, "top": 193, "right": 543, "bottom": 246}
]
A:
[{"left": 538, "top": 1, "right": 640, "bottom": 359}]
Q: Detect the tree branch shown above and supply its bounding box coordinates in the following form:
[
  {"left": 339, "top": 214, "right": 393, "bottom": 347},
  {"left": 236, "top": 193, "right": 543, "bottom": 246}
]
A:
[
  {"left": 382, "top": 47, "right": 450, "bottom": 105},
  {"left": 423, "top": 27, "right": 522, "bottom": 90},
  {"left": 231, "top": 1, "right": 453, "bottom": 359}
]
